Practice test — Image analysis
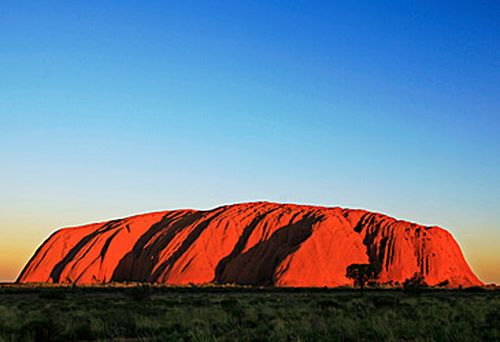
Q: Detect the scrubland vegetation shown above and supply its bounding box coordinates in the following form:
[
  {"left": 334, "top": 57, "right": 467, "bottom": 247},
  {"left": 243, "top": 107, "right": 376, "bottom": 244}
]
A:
[{"left": 0, "top": 284, "right": 498, "bottom": 341}]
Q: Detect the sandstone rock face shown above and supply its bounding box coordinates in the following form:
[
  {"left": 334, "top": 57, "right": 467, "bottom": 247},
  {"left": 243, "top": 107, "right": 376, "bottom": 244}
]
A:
[{"left": 17, "top": 202, "right": 482, "bottom": 287}]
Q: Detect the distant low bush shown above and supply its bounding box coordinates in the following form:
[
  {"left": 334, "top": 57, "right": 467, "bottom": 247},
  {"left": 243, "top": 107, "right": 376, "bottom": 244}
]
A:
[
  {"left": 346, "top": 264, "right": 378, "bottom": 290},
  {"left": 464, "top": 286, "right": 487, "bottom": 293},
  {"left": 38, "top": 288, "right": 67, "bottom": 300},
  {"left": 403, "top": 273, "right": 428, "bottom": 293},
  {"left": 126, "top": 284, "right": 152, "bottom": 301}
]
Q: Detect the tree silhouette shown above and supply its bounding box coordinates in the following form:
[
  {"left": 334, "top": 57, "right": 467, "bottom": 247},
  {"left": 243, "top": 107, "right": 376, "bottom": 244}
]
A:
[
  {"left": 346, "top": 264, "right": 377, "bottom": 290},
  {"left": 403, "top": 272, "right": 428, "bottom": 293}
]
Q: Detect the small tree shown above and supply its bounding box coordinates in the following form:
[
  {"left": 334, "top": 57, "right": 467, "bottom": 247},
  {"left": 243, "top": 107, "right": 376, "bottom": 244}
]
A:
[
  {"left": 346, "top": 264, "right": 377, "bottom": 290},
  {"left": 403, "top": 272, "right": 427, "bottom": 293}
]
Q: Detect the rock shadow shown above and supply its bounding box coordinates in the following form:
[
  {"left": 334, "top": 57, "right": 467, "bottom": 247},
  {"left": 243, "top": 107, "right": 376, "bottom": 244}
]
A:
[
  {"left": 111, "top": 210, "right": 203, "bottom": 282},
  {"left": 50, "top": 220, "right": 122, "bottom": 283},
  {"left": 214, "top": 214, "right": 323, "bottom": 286}
]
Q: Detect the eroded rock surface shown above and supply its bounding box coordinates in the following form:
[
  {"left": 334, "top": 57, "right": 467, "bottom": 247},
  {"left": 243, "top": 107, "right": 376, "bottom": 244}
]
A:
[{"left": 18, "top": 202, "right": 482, "bottom": 287}]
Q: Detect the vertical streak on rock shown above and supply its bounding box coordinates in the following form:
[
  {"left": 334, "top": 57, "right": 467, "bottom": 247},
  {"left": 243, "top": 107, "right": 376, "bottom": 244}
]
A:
[{"left": 17, "top": 202, "right": 483, "bottom": 287}]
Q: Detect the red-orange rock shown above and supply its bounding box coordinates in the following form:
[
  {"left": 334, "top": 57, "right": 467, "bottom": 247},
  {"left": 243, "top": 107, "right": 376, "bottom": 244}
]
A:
[{"left": 17, "top": 202, "right": 482, "bottom": 287}]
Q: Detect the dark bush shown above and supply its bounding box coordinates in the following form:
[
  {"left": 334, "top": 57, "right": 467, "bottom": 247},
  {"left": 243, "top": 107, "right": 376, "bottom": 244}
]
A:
[
  {"left": 372, "top": 295, "right": 400, "bottom": 308},
  {"left": 22, "top": 312, "right": 59, "bottom": 342},
  {"left": 346, "top": 264, "right": 378, "bottom": 289},
  {"left": 463, "top": 286, "right": 486, "bottom": 292},
  {"left": 403, "top": 273, "right": 427, "bottom": 293},
  {"left": 38, "top": 289, "right": 67, "bottom": 300},
  {"left": 126, "top": 284, "right": 152, "bottom": 301},
  {"left": 316, "top": 299, "right": 340, "bottom": 309}
]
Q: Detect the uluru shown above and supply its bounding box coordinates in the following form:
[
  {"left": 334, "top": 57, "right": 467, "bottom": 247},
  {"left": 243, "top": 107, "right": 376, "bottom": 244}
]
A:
[{"left": 17, "top": 202, "right": 482, "bottom": 287}]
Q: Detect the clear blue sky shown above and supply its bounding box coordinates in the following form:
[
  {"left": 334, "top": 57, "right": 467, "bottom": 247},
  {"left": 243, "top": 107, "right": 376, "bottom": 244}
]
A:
[{"left": 0, "top": 1, "right": 499, "bottom": 282}]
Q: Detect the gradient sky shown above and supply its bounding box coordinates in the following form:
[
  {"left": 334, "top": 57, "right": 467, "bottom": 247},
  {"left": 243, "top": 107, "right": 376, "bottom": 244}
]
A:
[{"left": 1, "top": 1, "right": 499, "bottom": 283}]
